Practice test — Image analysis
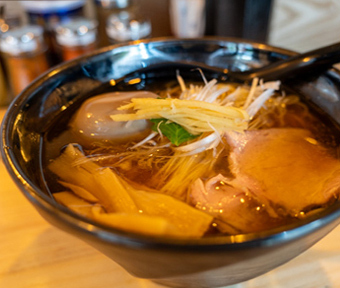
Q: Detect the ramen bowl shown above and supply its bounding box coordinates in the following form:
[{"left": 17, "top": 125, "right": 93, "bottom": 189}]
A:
[{"left": 2, "top": 38, "right": 340, "bottom": 288}]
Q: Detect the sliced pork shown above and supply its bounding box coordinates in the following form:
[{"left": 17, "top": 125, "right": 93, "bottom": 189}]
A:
[
  {"left": 190, "top": 174, "right": 285, "bottom": 234},
  {"left": 190, "top": 128, "right": 340, "bottom": 233}
]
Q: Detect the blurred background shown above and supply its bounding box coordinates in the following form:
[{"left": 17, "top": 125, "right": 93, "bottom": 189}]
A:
[{"left": 1, "top": 0, "right": 340, "bottom": 105}]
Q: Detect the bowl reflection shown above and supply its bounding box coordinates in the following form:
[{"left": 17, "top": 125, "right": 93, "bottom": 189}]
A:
[{"left": 2, "top": 37, "right": 340, "bottom": 288}]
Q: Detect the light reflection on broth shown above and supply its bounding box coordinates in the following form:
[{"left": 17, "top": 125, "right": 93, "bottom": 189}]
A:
[{"left": 43, "top": 72, "right": 340, "bottom": 238}]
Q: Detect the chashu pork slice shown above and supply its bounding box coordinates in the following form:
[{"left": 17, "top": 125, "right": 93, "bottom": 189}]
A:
[
  {"left": 190, "top": 128, "right": 340, "bottom": 234},
  {"left": 190, "top": 174, "right": 285, "bottom": 234},
  {"left": 226, "top": 128, "right": 340, "bottom": 216}
]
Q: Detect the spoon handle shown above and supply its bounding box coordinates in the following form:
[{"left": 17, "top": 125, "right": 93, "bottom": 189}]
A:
[
  {"left": 240, "top": 42, "right": 340, "bottom": 82},
  {"left": 121, "top": 42, "right": 340, "bottom": 84}
]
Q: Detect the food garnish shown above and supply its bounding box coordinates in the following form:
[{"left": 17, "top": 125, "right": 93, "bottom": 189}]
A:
[
  {"left": 50, "top": 144, "right": 213, "bottom": 238},
  {"left": 150, "top": 118, "right": 199, "bottom": 146},
  {"left": 110, "top": 73, "right": 280, "bottom": 154},
  {"left": 48, "top": 68, "right": 339, "bottom": 237}
]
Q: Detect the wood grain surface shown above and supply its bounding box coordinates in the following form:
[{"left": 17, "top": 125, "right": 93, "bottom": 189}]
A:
[
  {"left": 1, "top": 107, "right": 340, "bottom": 288},
  {"left": 268, "top": 0, "right": 340, "bottom": 52}
]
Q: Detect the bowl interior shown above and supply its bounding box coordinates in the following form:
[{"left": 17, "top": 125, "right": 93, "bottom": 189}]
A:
[{"left": 3, "top": 37, "right": 340, "bottom": 246}]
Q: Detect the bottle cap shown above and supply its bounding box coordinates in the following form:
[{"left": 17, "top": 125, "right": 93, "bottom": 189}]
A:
[
  {"left": 106, "top": 11, "right": 151, "bottom": 42},
  {"left": 55, "top": 17, "right": 97, "bottom": 47},
  {"left": 0, "top": 25, "right": 45, "bottom": 55}
]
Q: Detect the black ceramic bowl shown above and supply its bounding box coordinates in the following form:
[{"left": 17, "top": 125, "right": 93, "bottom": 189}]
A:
[{"left": 2, "top": 38, "right": 340, "bottom": 288}]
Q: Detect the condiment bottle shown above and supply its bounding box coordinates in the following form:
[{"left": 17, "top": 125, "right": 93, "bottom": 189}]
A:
[
  {"left": 94, "top": 0, "right": 134, "bottom": 47},
  {"left": 0, "top": 59, "right": 9, "bottom": 106},
  {"left": 0, "top": 5, "right": 9, "bottom": 105},
  {"left": 0, "top": 3, "right": 23, "bottom": 33},
  {"left": 106, "top": 12, "right": 151, "bottom": 44},
  {"left": 169, "top": 0, "right": 206, "bottom": 38},
  {"left": 0, "top": 25, "right": 49, "bottom": 97},
  {"left": 105, "top": 1, "right": 151, "bottom": 44},
  {"left": 55, "top": 18, "right": 98, "bottom": 61},
  {"left": 20, "top": 0, "right": 86, "bottom": 65}
]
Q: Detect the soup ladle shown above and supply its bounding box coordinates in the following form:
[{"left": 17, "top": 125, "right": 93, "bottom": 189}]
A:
[
  {"left": 131, "top": 41, "right": 340, "bottom": 83},
  {"left": 230, "top": 41, "right": 340, "bottom": 82}
]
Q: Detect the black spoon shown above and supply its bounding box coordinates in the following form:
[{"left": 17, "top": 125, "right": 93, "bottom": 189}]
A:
[
  {"left": 130, "top": 42, "right": 340, "bottom": 83},
  {"left": 231, "top": 41, "right": 340, "bottom": 82}
]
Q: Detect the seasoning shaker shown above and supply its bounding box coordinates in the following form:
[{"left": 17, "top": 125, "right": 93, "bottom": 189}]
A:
[
  {"left": 0, "top": 2, "right": 24, "bottom": 32},
  {"left": 170, "top": 0, "right": 206, "bottom": 38},
  {"left": 106, "top": 3, "right": 151, "bottom": 44},
  {"left": 94, "top": 0, "right": 135, "bottom": 47},
  {"left": 0, "top": 5, "right": 8, "bottom": 106},
  {"left": 0, "top": 3, "right": 24, "bottom": 105},
  {"left": 0, "top": 58, "right": 8, "bottom": 106},
  {"left": 55, "top": 17, "right": 98, "bottom": 61},
  {"left": 20, "top": 0, "right": 86, "bottom": 65},
  {"left": 0, "top": 25, "right": 50, "bottom": 97}
]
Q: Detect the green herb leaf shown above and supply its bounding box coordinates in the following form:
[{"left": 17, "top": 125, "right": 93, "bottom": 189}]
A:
[{"left": 150, "top": 118, "right": 200, "bottom": 146}]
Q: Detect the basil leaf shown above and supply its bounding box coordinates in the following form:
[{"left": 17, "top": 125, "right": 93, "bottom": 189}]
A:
[{"left": 150, "top": 118, "right": 200, "bottom": 146}]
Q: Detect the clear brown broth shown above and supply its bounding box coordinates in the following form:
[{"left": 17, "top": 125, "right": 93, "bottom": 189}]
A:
[{"left": 42, "top": 75, "right": 340, "bottom": 236}]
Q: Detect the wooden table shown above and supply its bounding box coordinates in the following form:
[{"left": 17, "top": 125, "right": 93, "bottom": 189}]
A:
[{"left": 1, "top": 107, "right": 340, "bottom": 288}]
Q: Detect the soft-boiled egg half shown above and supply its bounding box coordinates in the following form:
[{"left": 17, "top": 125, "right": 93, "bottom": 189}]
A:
[{"left": 70, "top": 91, "right": 158, "bottom": 147}]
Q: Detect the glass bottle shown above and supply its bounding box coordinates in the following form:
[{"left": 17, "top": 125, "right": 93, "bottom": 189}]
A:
[
  {"left": 106, "top": 3, "right": 151, "bottom": 44},
  {"left": 0, "top": 59, "right": 8, "bottom": 106},
  {"left": 94, "top": 0, "right": 133, "bottom": 47},
  {"left": 55, "top": 17, "right": 98, "bottom": 61},
  {"left": 20, "top": 0, "right": 86, "bottom": 65},
  {"left": 169, "top": 0, "right": 206, "bottom": 38},
  {"left": 0, "top": 25, "right": 50, "bottom": 97}
]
